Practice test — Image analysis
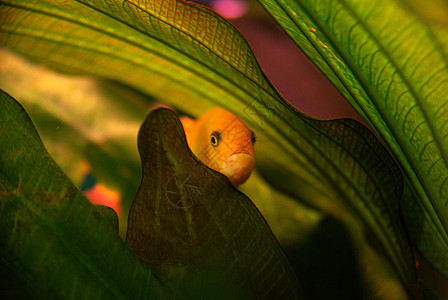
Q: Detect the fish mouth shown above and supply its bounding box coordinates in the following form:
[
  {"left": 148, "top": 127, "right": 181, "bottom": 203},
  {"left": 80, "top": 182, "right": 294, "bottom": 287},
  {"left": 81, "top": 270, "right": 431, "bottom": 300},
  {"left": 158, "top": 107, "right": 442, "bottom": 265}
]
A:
[
  {"left": 231, "top": 147, "right": 251, "bottom": 156},
  {"left": 220, "top": 153, "right": 255, "bottom": 187}
]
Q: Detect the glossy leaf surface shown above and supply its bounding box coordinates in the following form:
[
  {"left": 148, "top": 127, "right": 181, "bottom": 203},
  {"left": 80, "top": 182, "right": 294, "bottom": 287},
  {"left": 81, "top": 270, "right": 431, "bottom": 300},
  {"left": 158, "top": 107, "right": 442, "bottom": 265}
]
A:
[{"left": 257, "top": 0, "right": 448, "bottom": 277}]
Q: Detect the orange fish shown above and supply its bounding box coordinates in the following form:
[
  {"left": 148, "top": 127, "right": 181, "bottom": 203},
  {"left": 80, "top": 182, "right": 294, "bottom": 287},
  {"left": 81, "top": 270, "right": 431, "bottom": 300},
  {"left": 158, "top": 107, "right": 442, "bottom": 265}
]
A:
[{"left": 181, "top": 108, "right": 256, "bottom": 187}]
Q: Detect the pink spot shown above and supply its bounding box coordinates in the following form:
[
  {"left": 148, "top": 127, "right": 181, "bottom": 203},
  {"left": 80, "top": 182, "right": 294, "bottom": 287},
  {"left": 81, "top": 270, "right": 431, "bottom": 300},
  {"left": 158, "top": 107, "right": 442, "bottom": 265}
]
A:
[{"left": 211, "top": 0, "right": 248, "bottom": 19}]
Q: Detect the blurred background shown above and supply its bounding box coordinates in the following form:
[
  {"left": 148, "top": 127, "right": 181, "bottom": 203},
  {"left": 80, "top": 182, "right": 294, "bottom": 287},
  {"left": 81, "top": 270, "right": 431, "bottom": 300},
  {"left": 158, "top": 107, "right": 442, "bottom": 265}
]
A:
[{"left": 192, "top": 0, "right": 365, "bottom": 123}]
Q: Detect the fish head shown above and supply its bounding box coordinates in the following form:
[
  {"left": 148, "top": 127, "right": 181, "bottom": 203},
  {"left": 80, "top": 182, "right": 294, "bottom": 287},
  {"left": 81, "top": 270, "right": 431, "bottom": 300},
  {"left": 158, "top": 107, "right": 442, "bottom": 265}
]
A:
[{"left": 192, "top": 108, "right": 256, "bottom": 187}]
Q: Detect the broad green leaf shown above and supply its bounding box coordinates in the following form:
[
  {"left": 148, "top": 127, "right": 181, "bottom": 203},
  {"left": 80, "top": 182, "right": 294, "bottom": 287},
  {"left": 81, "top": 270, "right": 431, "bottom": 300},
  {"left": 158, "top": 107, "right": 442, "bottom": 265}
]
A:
[
  {"left": 257, "top": 0, "right": 448, "bottom": 278},
  {"left": 0, "top": 0, "right": 415, "bottom": 291},
  {"left": 126, "top": 107, "right": 302, "bottom": 298},
  {"left": 0, "top": 89, "right": 167, "bottom": 298}
]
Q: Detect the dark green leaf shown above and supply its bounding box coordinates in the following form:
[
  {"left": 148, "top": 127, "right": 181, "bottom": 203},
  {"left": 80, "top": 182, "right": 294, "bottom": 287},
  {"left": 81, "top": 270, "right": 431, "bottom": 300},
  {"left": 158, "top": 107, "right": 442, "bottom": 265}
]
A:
[
  {"left": 126, "top": 107, "right": 302, "bottom": 299},
  {"left": 0, "top": 90, "right": 164, "bottom": 299}
]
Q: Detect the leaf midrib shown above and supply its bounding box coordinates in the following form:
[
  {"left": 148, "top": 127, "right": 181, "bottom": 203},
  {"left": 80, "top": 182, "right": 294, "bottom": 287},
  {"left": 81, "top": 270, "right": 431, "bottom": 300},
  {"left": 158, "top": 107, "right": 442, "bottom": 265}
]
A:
[
  {"left": 264, "top": 0, "right": 417, "bottom": 279},
  {"left": 269, "top": 0, "right": 448, "bottom": 243},
  {"left": 266, "top": 0, "right": 407, "bottom": 192},
  {"left": 334, "top": 0, "right": 448, "bottom": 246},
  {"left": 338, "top": 0, "right": 448, "bottom": 205}
]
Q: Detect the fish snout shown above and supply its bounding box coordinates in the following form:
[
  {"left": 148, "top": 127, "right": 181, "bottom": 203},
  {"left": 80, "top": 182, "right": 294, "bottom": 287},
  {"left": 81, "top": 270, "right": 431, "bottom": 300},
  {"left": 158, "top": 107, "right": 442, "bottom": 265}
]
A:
[{"left": 221, "top": 153, "right": 255, "bottom": 187}]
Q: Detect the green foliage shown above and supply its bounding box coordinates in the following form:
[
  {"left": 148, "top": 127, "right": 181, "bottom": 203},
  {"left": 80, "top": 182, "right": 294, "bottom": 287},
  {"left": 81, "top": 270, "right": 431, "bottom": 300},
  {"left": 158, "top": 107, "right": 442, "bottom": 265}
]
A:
[
  {"left": 0, "top": 92, "right": 303, "bottom": 298},
  {"left": 257, "top": 0, "right": 448, "bottom": 279},
  {"left": 127, "top": 108, "right": 301, "bottom": 298},
  {"left": 0, "top": 0, "right": 447, "bottom": 298},
  {"left": 0, "top": 90, "right": 163, "bottom": 299}
]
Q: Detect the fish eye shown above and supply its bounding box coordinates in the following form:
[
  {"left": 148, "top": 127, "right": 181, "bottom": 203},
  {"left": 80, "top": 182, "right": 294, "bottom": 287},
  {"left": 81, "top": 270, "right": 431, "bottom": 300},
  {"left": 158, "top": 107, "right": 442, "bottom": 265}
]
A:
[
  {"left": 210, "top": 131, "right": 220, "bottom": 147},
  {"left": 251, "top": 132, "right": 256, "bottom": 145}
]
